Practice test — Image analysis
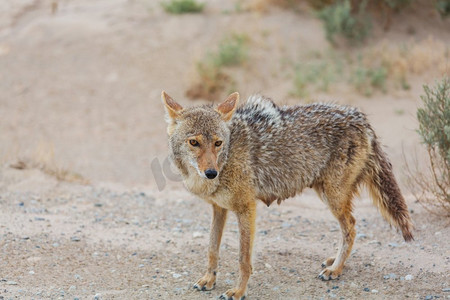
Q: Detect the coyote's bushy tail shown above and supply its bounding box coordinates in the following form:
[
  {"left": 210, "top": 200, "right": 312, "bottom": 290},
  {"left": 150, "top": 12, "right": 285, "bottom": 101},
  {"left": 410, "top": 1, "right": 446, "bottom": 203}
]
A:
[{"left": 365, "top": 134, "right": 414, "bottom": 242}]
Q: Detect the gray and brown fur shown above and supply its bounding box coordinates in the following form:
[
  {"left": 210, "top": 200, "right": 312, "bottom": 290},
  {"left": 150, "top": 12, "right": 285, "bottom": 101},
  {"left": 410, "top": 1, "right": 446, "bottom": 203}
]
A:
[{"left": 162, "top": 92, "right": 413, "bottom": 300}]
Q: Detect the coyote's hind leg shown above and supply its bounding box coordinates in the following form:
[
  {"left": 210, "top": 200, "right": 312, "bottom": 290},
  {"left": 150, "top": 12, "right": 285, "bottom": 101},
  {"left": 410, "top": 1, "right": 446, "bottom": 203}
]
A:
[{"left": 315, "top": 183, "right": 356, "bottom": 281}]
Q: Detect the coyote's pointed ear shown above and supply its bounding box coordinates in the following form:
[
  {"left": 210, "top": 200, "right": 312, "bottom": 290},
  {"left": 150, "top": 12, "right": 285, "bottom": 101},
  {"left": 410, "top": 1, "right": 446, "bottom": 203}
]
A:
[
  {"left": 216, "top": 92, "right": 239, "bottom": 121},
  {"left": 162, "top": 91, "right": 183, "bottom": 122}
]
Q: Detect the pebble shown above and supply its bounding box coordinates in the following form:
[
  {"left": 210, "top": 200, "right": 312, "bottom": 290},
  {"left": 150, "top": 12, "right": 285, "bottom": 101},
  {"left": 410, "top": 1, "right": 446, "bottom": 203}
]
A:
[
  {"left": 172, "top": 273, "right": 181, "bottom": 278},
  {"left": 29, "top": 271, "right": 35, "bottom": 275},
  {"left": 405, "top": 274, "right": 413, "bottom": 281},
  {"left": 265, "top": 263, "right": 272, "bottom": 269},
  {"left": 443, "top": 287, "right": 450, "bottom": 292},
  {"left": 363, "top": 287, "right": 370, "bottom": 292},
  {"left": 368, "top": 240, "right": 381, "bottom": 245},
  {"left": 371, "top": 289, "right": 378, "bottom": 293},
  {"left": 68, "top": 285, "right": 76, "bottom": 292},
  {"left": 356, "top": 233, "right": 367, "bottom": 239},
  {"left": 425, "top": 296, "right": 433, "bottom": 300},
  {"left": 281, "top": 222, "right": 292, "bottom": 229},
  {"left": 71, "top": 236, "right": 81, "bottom": 242},
  {"left": 6, "top": 281, "right": 18, "bottom": 285},
  {"left": 388, "top": 242, "right": 398, "bottom": 248},
  {"left": 192, "top": 232, "right": 203, "bottom": 238},
  {"left": 52, "top": 243, "right": 59, "bottom": 248},
  {"left": 94, "top": 293, "right": 102, "bottom": 300}
]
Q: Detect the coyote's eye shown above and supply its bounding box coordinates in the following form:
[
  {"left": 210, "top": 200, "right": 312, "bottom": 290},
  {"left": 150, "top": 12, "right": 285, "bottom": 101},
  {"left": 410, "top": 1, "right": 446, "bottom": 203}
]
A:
[
  {"left": 189, "top": 139, "right": 199, "bottom": 147},
  {"left": 215, "top": 141, "right": 222, "bottom": 147}
]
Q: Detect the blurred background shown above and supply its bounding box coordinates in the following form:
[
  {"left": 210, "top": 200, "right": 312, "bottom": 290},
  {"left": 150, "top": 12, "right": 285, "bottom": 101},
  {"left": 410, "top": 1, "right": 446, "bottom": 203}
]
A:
[{"left": 0, "top": 0, "right": 449, "bottom": 187}]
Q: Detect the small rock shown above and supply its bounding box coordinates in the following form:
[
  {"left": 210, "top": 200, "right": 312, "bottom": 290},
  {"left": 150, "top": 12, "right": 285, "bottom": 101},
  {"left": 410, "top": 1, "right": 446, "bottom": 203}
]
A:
[
  {"left": 368, "top": 240, "right": 381, "bottom": 245},
  {"left": 6, "top": 281, "right": 18, "bottom": 285},
  {"left": 22, "top": 236, "right": 30, "bottom": 240},
  {"left": 68, "top": 285, "right": 76, "bottom": 292},
  {"left": 425, "top": 296, "right": 433, "bottom": 300},
  {"left": 94, "top": 293, "right": 102, "bottom": 300},
  {"left": 281, "top": 222, "right": 292, "bottom": 229},
  {"left": 29, "top": 271, "right": 35, "bottom": 275},
  {"left": 356, "top": 233, "right": 367, "bottom": 239},
  {"left": 442, "top": 287, "right": 450, "bottom": 292},
  {"left": 265, "top": 263, "right": 272, "bottom": 269},
  {"left": 142, "top": 284, "right": 150, "bottom": 288},
  {"left": 371, "top": 289, "right": 378, "bottom": 293},
  {"left": 138, "top": 264, "right": 145, "bottom": 268},
  {"left": 172, "top": 273, "right": 181, "bottom": 278},
  {"left": 192, "top": 232, "right": 203, "bottom": 239},
  {"left": 94, "top": 203, "right": 103, "bottom": 207},
  {"left": 363, "top": 287, "right": 370, "bottom": 292},
  {"left": 405, "top": 274, "right": 413, "bottom": 281},
  {"left": 388, "top": 242, "right": 398, "bottom": 248},
  {"left": 389, "top": 273, "right": 397, "bottom": 279},
  {"left": 71, "top": 236, "right": 81, "bottom": 242},
  {"left": 52, "top": 243, "right": 59, "bottom": 248},
  {"left": 74, "top": 274, "right": 82, "bottom": 280}
]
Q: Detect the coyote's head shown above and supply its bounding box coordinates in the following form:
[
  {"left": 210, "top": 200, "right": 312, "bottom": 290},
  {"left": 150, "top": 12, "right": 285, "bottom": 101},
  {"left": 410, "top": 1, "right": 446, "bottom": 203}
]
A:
[{"left": 162, "top": 92, "right": 239, "bottom": 180}]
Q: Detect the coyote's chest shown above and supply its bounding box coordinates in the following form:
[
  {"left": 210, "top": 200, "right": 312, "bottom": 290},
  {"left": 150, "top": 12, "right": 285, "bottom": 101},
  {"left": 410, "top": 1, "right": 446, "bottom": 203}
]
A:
[{"left": 184, "top": 174, "right": 235, "bottom": 210}]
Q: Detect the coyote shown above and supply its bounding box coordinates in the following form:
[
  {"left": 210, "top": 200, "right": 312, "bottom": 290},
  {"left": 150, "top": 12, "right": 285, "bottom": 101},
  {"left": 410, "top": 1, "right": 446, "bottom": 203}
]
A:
[{"left": 162, "top": 91, "right": 413, "bottom": 300}]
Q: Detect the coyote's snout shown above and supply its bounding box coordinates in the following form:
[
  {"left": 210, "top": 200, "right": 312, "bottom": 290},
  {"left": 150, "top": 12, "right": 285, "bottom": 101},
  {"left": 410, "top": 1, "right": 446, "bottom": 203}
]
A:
[{"left": 162, "top": 91, "right": 413, "bottom": 299}]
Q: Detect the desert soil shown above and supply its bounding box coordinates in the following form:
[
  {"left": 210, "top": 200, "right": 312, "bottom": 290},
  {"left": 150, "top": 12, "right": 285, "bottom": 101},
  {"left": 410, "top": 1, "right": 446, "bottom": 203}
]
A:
[{"left": 0, "top": 0, "right": 449, "bottom": 299}]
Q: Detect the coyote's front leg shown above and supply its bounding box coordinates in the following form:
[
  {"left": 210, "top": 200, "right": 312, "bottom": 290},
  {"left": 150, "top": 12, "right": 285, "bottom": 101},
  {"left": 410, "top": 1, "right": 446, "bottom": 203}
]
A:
[
  {"left": 194, "top": 204, "right": 228, "bottom": 291},
  {"left": 220, "top": 201, "right": 256, "bottom": 300}
]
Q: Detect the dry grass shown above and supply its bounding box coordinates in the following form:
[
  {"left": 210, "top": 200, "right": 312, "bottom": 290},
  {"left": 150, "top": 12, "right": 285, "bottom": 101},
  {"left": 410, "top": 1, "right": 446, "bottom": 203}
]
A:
[
  {"left": 360, "top": 37, "right": 449, "bottom": 87},
  {"left": 9, "top": 142, "right": 89, "bottom": 185},
  {"left": 405, "top": 148, "right": 450, "bottom": 216}
]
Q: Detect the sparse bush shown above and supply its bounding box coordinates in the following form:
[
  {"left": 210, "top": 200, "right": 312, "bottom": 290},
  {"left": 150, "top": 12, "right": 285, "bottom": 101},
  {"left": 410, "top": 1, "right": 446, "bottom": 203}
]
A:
[
  {"left": 211, "top": 34, "right": 248, "bottom": 67},
  {"left": 383, "top": 0, "right": 413, "bottom": 10},
  {"left": 436, "top": 0, "right": 450, "bottom": 17},
  {"left": 161, "top": 0, "right": 204, "bottom": 14},
  {"left": 186, "top": 34, "right": 248, "bottom": 101},
  {"left": 407, "top": 77, "right": 449, "bottom": 215},
  {"left": 291, "top": 60, "right": 339, "bottom": 97},
  {"left": 351, "top": 58, "right": 387, "bottom": 96},
  {"left": 317, "top": 0, "right": 371, "bottom": 45}
]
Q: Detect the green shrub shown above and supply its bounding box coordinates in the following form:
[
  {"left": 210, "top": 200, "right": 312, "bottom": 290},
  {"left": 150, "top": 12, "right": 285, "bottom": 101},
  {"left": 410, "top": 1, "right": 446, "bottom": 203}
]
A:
[
  {"left": 161, "top": 0, "right": 205, "bottom": 14},
  {"left": 436, "top": 0, "right": 450, "bottom": 17},
  {"left": 351, "top": 60, "right": 387, "bottom": 96},
  {"left": 186, "top": 34, "right": 248, "bottom": 101},
  {"left": 409, "top": 77, "right": 450, "bottom": 215},
  {"left": 291, "top": 60, "right": 339, "bottom": 97},
  {"left": 383, "top": 0, "right": 413, "bottom": 10},
  {"left": 210, "top": 34, "right": 248, "bottom": 68},
  {"left": 317, "top": 0, "right": 371, "bottom": 45},
  {"left": 417, "top": 77, "right": 450, "bottom": 165}
]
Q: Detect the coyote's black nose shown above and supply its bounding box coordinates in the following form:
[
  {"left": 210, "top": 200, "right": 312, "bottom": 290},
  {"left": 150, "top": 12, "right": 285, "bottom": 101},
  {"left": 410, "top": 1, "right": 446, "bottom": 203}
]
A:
[{"left": 205, "top": 169, "right": 218, "bottom": 179}]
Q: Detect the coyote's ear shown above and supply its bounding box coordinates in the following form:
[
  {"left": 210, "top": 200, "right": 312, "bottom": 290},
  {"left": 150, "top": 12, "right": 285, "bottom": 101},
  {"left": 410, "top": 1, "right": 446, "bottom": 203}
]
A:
[
  {"left": 161, "top": 91, "right": 183, "bottom": 122},
  {"left": 216, "top": 92, "right": 239, "bottom": 121}
]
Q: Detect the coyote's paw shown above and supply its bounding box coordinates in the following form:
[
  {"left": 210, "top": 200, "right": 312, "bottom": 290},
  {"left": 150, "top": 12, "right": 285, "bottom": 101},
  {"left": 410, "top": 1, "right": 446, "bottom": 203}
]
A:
[
  {"left": 321, "top": 257, "right": 335, "bottom": 268},
  {"left": 218, "top": 288, "right": 246, "bottom": 300},
  {"left": 318, "top": 268, "right": 341, "bottom": 281},
  {"left": 193, "top": 273, "right": 216, "bottom": 291}
]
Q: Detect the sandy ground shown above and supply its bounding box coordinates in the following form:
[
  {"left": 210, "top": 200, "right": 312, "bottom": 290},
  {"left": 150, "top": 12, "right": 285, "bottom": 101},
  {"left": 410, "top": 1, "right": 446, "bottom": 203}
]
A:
[{"left": 0, "top": 0, "right": 449, "bottom": 299}]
